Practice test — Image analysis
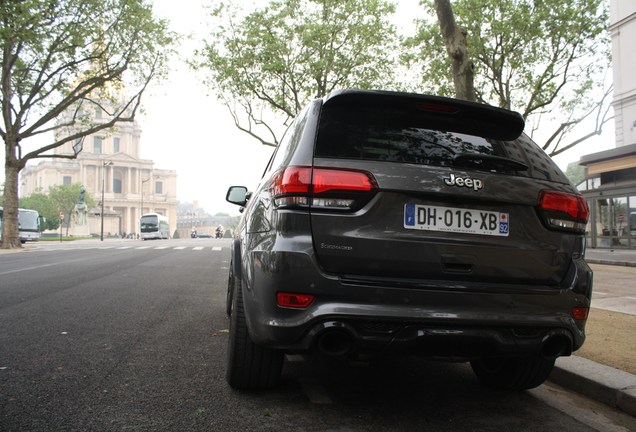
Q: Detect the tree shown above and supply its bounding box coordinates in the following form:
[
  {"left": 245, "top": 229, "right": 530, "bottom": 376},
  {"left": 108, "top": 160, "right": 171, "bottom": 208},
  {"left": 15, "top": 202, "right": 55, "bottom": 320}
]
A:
[
  {"left": 565, "top": 162, "right": 585, "bottom": 187},
  {"left": 407, "top": 0, "right": 612, "bottom": 157},
  {"left": 19, "top": 191, "right": 56, "bottom": 230},
  {"left": 432, "top": 0, "right": 475, "bottom": 102},
  {"left": 1, "top": 0, "right": 174, "bottom": 248},
  {"left": 49, "top": 183, "right": 95, "bottom": 235},
  {"left": 195, "top": 0, "right": 400, "bottom": 147},
  {"left": 20, "top": 183, "right": 94, "bottom": 231}
]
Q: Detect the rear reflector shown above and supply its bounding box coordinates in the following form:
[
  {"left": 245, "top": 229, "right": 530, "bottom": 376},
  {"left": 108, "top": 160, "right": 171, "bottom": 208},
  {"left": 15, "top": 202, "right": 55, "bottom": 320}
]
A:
[
  {"left": 538, "top": 190, "right": 589, "bottom": 233},
  {"left": 572, "top": 307, "right": 589, "bottom": 320},
  {"left": 277, "top": 292, "right": 315, "bottom": 309}
]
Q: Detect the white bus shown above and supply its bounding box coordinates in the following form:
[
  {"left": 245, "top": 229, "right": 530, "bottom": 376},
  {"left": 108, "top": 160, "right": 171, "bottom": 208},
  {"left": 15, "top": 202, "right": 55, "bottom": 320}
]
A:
[
  {"left": 140, "top": 213, "right": 170, "bottom": 240},
  {"left": 0, "top": 206, "right": 42, "bottom": 243}
]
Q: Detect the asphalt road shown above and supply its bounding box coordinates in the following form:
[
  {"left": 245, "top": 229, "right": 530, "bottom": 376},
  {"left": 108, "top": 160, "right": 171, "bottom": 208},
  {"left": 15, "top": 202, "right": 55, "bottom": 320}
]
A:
[{"left": 1, "top": 239, "right": 635, "bottom": 432}]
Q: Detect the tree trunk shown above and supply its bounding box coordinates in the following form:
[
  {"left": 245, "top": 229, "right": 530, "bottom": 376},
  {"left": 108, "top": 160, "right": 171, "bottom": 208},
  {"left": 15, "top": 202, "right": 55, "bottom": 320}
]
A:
[
  {"left": 1, "top": 161, "right": 22, "bottom": 249},
  {"left": 434, "top": 0, "right": 477, "bottom": 102}
]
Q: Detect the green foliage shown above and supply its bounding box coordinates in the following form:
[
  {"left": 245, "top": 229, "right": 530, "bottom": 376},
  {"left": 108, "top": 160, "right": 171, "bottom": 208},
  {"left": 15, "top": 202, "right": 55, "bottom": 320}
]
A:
[
  {"left": 195, "top": 0, "right": 400, "bottom": 146},
  {"left": 565, "top": 163, "right": 585, "bottom": 186},
  {"left": 173, "top": 230, "right": 180, "bottom": 239},
  {"left": 49, "top": 183, "right": 95, "bottom": 226},
  {"left": 19, "top": 191, "right": 56, "bottom": 230},
  {"left": 407, "top": 0, "right": 611, "bottom": 155},
  {"left": 20, "top": 183, "right": 95, "bottom": 230}
]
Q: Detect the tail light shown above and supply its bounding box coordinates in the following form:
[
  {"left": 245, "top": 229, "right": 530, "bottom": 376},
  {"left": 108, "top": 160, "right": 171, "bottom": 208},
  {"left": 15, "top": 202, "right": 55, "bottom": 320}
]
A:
[
  {"left": 277, "top": 292, "right": 315, "bottom": 309},
  {"left": 538, "top": 190, "right": 589, "bottom": 233},
  {"left": 571, "top": 307, "right": 589, "bottom": 320},
  {"left": 271, "top": 166, "right": 377, "bottom": 211}
]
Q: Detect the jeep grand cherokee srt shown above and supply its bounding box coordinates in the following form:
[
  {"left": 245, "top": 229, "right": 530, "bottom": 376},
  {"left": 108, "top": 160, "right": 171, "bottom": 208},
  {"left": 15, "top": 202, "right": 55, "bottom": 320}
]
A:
[{"left": 224, "top": 89, "right": 592, "bottom": 391}]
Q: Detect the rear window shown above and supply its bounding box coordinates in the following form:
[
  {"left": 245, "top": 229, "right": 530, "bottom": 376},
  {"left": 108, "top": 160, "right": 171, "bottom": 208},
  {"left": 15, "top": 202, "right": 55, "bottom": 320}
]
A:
[{"left": 315, "top": 105, "right": 568, "bottom": 183}]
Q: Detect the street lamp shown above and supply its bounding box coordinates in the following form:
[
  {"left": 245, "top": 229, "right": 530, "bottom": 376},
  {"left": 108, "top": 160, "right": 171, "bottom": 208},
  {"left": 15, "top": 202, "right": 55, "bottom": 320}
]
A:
[{"left": 100, "top": 161, "right": 114, "bottom": 241}]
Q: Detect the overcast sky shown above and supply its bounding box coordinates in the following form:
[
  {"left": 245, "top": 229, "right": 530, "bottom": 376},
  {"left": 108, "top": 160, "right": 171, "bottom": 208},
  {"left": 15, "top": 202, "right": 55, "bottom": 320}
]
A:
[{"left": 3, "top": 0, "right": 615, "bottom": 216}]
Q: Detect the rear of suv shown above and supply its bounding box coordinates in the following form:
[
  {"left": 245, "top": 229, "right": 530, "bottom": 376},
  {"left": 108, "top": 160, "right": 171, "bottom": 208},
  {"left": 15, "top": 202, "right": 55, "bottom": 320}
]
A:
[{"left": 225, "top": 89, "right": 592, "bottom": 391}]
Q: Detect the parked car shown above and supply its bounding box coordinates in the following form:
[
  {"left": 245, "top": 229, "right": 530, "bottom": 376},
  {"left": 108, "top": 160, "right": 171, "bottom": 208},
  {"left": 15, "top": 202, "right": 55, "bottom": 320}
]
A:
[{"left": 225, "top": 89, "right": 592, "bottom": 391}]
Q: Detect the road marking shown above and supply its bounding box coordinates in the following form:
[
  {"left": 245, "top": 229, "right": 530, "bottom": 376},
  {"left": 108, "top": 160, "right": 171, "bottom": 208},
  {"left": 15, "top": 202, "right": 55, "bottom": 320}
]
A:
[
  {"left": 137, "top": 246, "right": 151, "bottom": 250},
  {"left": 594, "top": 291, "right": 608, "bottom": 296},
  {"left": 0, "top": 262, "right": 57, "bottom": 276},
  {"left": 116, "top": 246, "right": 132, "bottom": 250},
  {"left": 155, "top": 246, "right": 169, "bottom": 249},
  {"left": 193, "top": 247, "right": 204, "bottom": 251},
  {"left": 173, "top": 246, "right": 186, "bottom": 250},
  {"left": 212, "top": 247, "right": 222, "bottom": 251}
]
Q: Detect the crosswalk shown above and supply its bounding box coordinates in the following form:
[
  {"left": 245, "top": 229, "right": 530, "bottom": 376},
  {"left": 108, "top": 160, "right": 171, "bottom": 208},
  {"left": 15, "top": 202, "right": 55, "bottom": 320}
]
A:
[{"left": 35, "top": 245, "right": 225, "bottom": 252}]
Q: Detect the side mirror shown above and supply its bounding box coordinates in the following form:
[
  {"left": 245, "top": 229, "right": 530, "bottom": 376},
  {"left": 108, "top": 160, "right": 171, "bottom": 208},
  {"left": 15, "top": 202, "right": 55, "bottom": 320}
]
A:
[{"left": 226, "top": 186, "right": 249, "bottom": 207}]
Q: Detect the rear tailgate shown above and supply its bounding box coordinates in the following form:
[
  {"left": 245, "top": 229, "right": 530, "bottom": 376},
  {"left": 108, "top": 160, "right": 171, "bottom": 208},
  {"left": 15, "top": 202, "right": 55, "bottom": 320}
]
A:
[
  {"left": 310, "top": 159, "right": 577, "bottom": 285},
  {"left": 309, "top": 91, "right": 580, "bottom": 287}
]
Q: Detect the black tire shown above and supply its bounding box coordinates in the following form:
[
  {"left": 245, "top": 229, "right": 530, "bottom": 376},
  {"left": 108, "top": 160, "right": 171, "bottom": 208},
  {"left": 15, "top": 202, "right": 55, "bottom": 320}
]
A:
[
  {"left": 470, "top": 355, "right": 555, "bottom": 390},
  {"left": 226, "top": 273, "right": 283, "bottom": 390},
  {"left": 226, "top": 266, "right": 234, "bottom": 317}
]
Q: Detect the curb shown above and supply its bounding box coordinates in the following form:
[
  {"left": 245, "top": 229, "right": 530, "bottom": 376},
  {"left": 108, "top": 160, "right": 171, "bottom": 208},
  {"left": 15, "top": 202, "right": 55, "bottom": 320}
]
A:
[
  {"left": 550, "top": 356, "right": 636, "bottom": 417},
  {"left": 586, "top": 258, "right": 636, "bottom": 268}
]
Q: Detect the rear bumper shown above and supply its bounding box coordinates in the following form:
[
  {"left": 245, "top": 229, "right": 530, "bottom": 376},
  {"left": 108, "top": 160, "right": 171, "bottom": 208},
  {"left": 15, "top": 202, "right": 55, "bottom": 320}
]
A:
[
  {"left": 240, "top": 242, "right": 592, "bottom": 360},
  {"left": 285, "top": 319, "right": 575, "bottom": 360}
]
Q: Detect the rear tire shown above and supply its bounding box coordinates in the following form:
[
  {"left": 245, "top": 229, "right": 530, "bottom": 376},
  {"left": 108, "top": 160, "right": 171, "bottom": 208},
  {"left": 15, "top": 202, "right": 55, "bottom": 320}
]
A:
[
  {"left": 470, "top": 355, "right": 555, "bottom": 390},
  {"left": 226, "top": 273, "right": 283, "bottom": 390}
]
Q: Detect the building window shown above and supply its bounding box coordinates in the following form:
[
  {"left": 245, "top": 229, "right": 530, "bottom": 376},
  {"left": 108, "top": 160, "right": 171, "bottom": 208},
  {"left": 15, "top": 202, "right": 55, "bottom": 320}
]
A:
[
  {"left": 95, "top": 107, "right": 102, "bottom": 119},
  {"left": 113, "top": 178, "right": 122, "bottom": 193},
  {"left": 94, "top": 137, "right": 102, "bottom": 154},
  {"left": 113, "top": 137, "right": 120, "bottom": 153},
  {"left": 63, "top": 176, "right": 72, "bottom": 185},
  {"left": 155, "top": 181, "right": 163, "bottom": 194}
]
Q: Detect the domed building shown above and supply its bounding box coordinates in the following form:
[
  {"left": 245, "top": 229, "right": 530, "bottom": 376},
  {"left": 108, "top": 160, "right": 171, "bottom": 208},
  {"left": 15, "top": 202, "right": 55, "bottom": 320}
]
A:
[{"left": 20, "top": 101, "right": 177, "bottom": 238}]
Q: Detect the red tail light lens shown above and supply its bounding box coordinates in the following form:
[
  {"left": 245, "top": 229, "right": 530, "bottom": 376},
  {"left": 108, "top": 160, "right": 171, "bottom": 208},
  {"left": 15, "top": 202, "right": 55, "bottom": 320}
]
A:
[
  {"left": 277, "top": 292, "right": 315, "bottom": 309},
  {"left": 270, "top": 166, "right": 377, "bottom": 210},
  {"left": 538, "top": 190, "right": 589, "bottom": 233},
  {"left": 572, "top": 307, "right": 589, "bottom": 320},
  {"left": 312, "top": 168, "right": 375, "bottom": 194}
]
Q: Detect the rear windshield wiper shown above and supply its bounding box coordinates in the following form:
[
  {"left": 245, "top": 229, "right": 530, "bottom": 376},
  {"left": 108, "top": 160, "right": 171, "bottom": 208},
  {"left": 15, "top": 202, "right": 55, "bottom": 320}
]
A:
[{"left": 452, "top": 153, "right": 529, "bottom": 172}]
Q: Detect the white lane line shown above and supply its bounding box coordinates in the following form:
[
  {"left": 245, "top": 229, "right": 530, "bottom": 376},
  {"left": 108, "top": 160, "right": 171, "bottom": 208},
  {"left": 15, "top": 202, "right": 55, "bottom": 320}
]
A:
[
  {"left": 173, "top": 246, "right": 186, "bottom": 250},
  {"left": 154, "top": 246, "right": 169, "bottom": 249},
  {"left": 193, "top": 247, "right": 204, "bottom": 251},
  {"left": 212, "top": 247, "right": 222, "bottom": 251},
  {"left": 0, "top": 262, "right": 57, "bottom": 276}
]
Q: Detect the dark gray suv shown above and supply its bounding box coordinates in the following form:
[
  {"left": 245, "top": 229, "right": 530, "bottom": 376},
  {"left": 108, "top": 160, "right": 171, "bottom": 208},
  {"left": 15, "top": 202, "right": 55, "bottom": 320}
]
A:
[{"left": 225, "top": 89, "right": 592, "bottom": 391}]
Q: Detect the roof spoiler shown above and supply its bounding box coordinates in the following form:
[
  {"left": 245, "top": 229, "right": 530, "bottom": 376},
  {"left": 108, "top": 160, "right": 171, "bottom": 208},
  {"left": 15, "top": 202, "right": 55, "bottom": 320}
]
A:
[{"left": 322, "top": 89, "right": 525, "bottom": 141}]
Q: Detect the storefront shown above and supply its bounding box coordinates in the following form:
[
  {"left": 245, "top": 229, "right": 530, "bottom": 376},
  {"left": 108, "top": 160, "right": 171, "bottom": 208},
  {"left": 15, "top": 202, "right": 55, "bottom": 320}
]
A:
[{"left": 578, "top": 143, "right": 636, "bottom": 249}]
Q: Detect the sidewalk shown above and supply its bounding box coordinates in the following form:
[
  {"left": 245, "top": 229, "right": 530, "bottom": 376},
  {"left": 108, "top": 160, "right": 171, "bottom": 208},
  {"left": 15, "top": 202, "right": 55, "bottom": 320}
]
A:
[{"left": 549, "top": 247, "right": 636, "bottom": 417}]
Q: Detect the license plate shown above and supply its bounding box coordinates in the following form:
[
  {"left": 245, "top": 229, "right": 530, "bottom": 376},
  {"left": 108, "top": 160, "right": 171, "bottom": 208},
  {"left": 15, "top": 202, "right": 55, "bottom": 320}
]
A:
[{"left": 404, "top": 203, "right": 509, "bottom": 236}]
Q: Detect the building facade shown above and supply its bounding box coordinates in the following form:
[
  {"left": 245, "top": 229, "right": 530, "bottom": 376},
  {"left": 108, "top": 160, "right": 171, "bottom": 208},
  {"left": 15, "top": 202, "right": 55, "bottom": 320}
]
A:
[
  {"left": 578, "top": 0, "right": 636, "bottom": 249},
  {"left": 20, "top": 103, "right": 178, "bottom": 237}
]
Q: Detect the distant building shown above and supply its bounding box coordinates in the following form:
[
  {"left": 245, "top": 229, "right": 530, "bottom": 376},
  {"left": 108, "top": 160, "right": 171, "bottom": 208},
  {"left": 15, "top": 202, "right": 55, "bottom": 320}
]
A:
[
  {"left": 176, "top": 201, "right": 237, "bottom": 238},
  {"left": 578, "top": 0, "right": 636, "bottom": 248},
  {"left": 20, "top": 98, "right": 177, "bottom": 237}
]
